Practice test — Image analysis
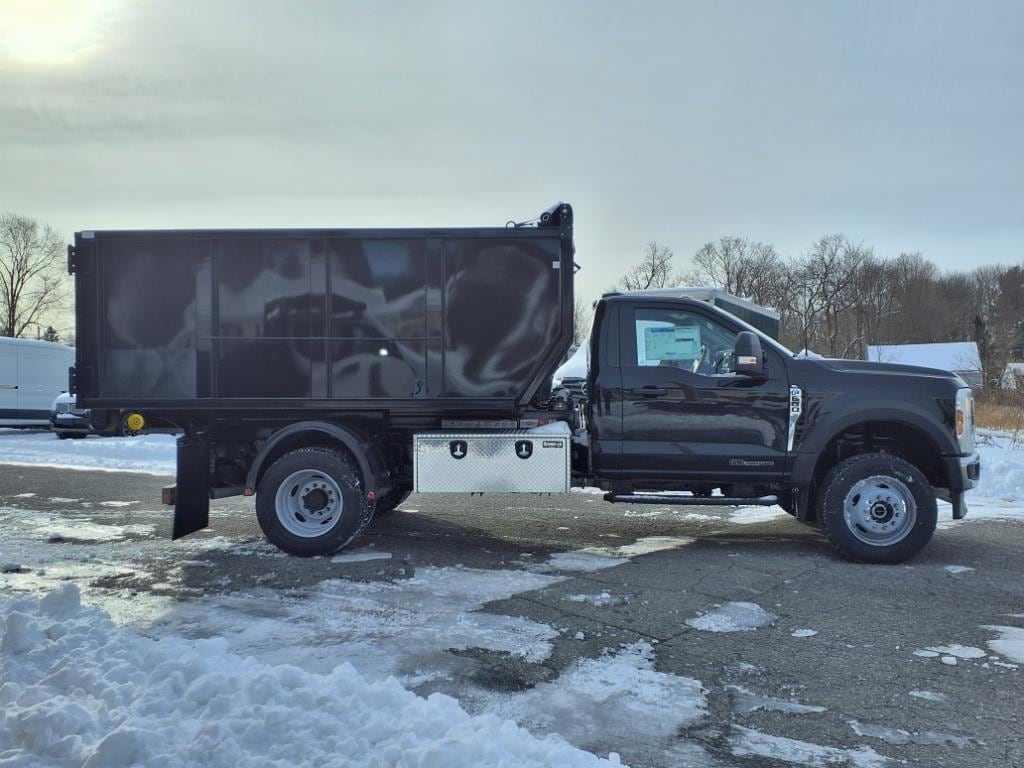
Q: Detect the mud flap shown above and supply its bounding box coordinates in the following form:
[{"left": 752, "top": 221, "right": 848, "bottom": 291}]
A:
[
  {"left": 171, "top": 435, "right": 211, "bottom": 539},
  {"left": 951, "top": 491, "right": 968, "bottom": 520}
]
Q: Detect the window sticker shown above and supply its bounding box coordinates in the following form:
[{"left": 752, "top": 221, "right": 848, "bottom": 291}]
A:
[{"left": 643, "top": 325, "right": 701, "bottom": 362}]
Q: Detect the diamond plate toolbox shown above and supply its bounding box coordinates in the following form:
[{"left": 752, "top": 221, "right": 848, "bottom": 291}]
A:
[{"left": 414, "top": 432, "right": 570, "bottom": 493}]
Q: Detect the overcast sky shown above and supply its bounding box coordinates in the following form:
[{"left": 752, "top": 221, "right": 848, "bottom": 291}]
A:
[{"left": 1, "top": 0, "right": 1021, "bottom": 302}]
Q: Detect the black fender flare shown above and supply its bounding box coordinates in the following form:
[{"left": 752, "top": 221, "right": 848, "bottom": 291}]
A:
[
  {"left": 246, "top": 421, "right": 391, "bottom": 500},
  {"left": 790, "top": 402, "right": 956, "bottom": 492}
]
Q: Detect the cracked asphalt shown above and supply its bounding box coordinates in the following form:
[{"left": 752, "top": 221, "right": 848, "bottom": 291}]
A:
[{"left": 1, "top": 462, "right": 1022, "bottom": 767}]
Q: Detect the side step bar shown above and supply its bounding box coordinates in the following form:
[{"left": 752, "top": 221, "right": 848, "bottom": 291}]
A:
[{"left": 604, "top": 493, "right": 778, "bottom": 506}]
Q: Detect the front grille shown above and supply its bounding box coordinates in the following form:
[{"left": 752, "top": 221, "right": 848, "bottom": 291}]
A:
[{"left": 56, "top": 403, "right": 72, "bottom": 414}]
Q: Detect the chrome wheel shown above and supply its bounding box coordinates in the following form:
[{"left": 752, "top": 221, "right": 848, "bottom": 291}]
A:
[
  {"left": 274, "top": 469, "right": 344, "bottom": 538},
  {"left": 842, "top": 475, "right": 917, "bottom": 547}
]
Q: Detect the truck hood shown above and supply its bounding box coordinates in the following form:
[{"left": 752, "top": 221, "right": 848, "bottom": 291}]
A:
[{"left": 795, "top": 357, "right": 965, "bottom": 385}]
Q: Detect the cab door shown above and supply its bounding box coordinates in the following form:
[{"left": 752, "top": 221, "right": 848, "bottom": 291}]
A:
[{"left": 617, "top": 302, "right": 789, "bottom": 484}]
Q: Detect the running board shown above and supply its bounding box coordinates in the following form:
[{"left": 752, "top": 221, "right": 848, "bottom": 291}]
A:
[{"left": 604, "top": 493, "right": 778, "bottom": 506}]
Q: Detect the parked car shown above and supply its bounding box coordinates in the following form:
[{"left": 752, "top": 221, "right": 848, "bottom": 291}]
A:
[
  {"left": 50, "top": 391, "right": 90, "bottom": 439},
  {"left": 552, "top": 341, "right": 589, "bottom": 398}
]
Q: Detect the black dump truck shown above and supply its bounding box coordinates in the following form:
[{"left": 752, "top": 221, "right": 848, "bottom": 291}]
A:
[{"left": 69, "top": 203, "right": 980, "bottom": 563}]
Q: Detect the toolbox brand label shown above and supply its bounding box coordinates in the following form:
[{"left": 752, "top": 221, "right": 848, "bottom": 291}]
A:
[{"left": 542, "top": 440, "right": 564, "bottom": 448}]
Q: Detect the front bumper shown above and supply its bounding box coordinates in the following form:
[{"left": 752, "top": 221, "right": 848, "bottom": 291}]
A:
[
  {"left": 939, "top": 451, "right": 980, "bottom": 520},
  {"left": 51, "top": 413, "right": 90, "bottom": 433}
]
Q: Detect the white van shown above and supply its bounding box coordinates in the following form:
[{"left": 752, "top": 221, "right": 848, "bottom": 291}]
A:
[{"left": 0, "top": 338, "right": 75, "bottom": 428}]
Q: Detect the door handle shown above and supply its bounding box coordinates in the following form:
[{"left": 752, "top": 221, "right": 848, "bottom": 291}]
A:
[
  {"left": 0, "top": 385, "right": 17, "bottom": 389},
  {"left": 628, "top": 386, "right": 667, "bottom": 398}
]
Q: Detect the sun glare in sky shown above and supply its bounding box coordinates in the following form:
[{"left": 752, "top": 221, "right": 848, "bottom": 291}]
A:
[{"left": 0, "top": 0, "right": 119, "bottom": 67}]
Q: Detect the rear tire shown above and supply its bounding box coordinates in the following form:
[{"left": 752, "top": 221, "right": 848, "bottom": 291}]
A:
[
  {"left": 373, "top": 488, "right": 411, "bottom": 518},
  {"left": 256, "top": 447, "right": 373, "bottom": 556},
  {"left": 818, "top": 452, "right": 936, "bottom": 564}
]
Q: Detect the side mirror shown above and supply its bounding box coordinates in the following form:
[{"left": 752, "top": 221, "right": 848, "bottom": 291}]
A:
[{"left": 734, "top": 332, "right": 766, "bottom": 378}]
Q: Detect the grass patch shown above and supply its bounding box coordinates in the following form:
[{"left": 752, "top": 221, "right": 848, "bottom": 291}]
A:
[{"left": 975, "top": 401, "right": 1024, "bottom": 432}]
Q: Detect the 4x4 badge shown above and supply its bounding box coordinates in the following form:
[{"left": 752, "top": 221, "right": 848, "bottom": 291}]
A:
[{"left": 449, "top": 440, "right": 467, "bottom": 459}]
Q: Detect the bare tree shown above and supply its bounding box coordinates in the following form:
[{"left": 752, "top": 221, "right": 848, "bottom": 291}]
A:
[
  {"left": 847, "top": 255, "right": 898, "bottom": 358},
  {"left": 0, "top": 213, "right": 69, "bottom": 338},
  {"left": 782, "top": 236, "right": 869, "bottom": 357},
  {"left": 573, "top": 297, "right": 594, "bottom": 345},
  {"left": 687, "top": 237, "right": 786, "bottom": 308},
  {"left": 619, "top": 241, "right": 677, "bottom": 291}
]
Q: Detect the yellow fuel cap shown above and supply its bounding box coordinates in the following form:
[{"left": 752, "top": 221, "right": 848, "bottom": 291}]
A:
[{"left": 126, "top": 412, "right": 145, "bottom": 431}]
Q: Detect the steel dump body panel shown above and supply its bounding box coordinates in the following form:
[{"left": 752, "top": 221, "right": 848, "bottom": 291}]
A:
[{"left": 72, "top": 211, "right": 574, "bottom": 416}]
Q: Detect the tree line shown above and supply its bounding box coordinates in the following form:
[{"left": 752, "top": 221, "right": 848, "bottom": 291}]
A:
[{"left": 614, "top": 238, "right": 1022, "bottom": 386}]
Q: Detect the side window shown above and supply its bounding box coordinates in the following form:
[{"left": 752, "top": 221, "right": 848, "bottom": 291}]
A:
[{"left": 634, "top": 308, "right": 738, "bottom": 376}]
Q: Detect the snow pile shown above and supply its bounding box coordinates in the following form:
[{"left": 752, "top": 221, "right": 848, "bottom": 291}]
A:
[
  {"left": 729, "top": 506, "right": 790, "bottom": 525},
  {"left": 152, "top": 567, "right": 564, "bottom": 680},
  {"left": 565, "top": 592, "right": 628, "bottom": 608},
  {"left": 730, "top": 726, "right": 890, "bottom": 768},
  {"left": 544, "top": 552, "right": 629, "bottom": 572},
  {"left": 330, "top": 548, "right": 392, "bottom": 563},
  {"left": 0, "top": 585, "right": 621, "bottom": 768},
  {"left": 920, "top": 644, "right": 986, "bottom": 660},
  {"left": 542, "top": 536, "right": 693, "bottom": 573},
  {"left": 848, "top": 720, "right": 969, "bottom": 748},
  {"left": 485, "top": 642, "right": 705, "bottom": 755},
  {"left": 944, "top": 565, "right": 975, "bottom": 575},
  {"left": 969, "top": 432, "right": 1024, "bottom": 503},
  {"left": 686, "top": 602, "right": 777, "bottom": 633},
  {"left": 0, "top": 433, "right": 176, "bottom": 475},
  {"left": 980, "top": 625, "right": 1024, "bottom": 663},
  {"left": 727, "top": 686, "right": 825, "bottom": 715}
]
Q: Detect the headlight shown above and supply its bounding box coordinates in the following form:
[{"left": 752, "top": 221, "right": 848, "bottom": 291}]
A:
[
  {"left": 955, "top": 387, "right": 975, "bottom": 452},
  {"left": 552, "top": 377, "right": 563, "bottom": 389}
]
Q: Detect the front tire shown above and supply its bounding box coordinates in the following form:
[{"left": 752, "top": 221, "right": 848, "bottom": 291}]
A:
[
  {"left": 818, "top": 453, "right": 936, "bottom": 564},
  {"left": 256, "top": 447, "right": 373, "bottom": 556}
]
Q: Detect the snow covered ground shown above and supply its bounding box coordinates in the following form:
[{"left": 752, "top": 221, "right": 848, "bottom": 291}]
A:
[
  {"left": 0, "top": 586, "right": 621, "bottom": 768},
  {"left": 0, "top": 431, "right": 176, "bottom": 475}
]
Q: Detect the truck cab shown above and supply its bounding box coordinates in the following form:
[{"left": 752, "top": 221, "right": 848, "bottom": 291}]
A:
[{"left": 580, "top": 293, "right": 979, "bottom": 563}]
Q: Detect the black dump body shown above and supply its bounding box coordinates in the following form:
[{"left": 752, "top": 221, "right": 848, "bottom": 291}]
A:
[{"left": 70, "top": 204, "right": 574, "bottom": 421}]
